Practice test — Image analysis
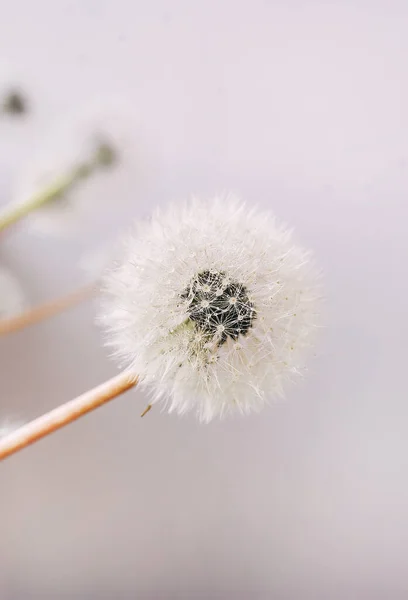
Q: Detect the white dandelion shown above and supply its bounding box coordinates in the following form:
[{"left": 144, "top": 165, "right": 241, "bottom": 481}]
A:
[
  {"left": 100, "top": 195, "right": 321, "bottom": 423},
  {"left": 0, "top": 266, "right": 27, "bottom": 318},
  {"left": 0, "top": 195, "right": 321, "bottom": 460}
]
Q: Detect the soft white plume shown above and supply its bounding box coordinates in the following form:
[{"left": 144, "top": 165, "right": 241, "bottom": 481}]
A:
[{"left": 100, "top": 195, "right": 321, "bottom": 422}]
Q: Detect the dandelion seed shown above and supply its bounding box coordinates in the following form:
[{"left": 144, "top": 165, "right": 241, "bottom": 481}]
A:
[{"left": 100, "top": 195, "right": 321, "bottom": 422}]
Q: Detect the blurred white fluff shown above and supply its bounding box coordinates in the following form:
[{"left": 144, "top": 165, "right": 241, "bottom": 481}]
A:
[
  {"left": 0, "top": 266, "right": 27, "bottom": 318},
  {"left": 100, "top": 195, "right": 321, "bottom": 423},
  {"left": 14, "top": 99, "right": 149, "bottom": 237}
]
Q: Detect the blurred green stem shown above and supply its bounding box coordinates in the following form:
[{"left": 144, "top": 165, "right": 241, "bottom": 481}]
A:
[
  {"left": 0, "top": 141, "right": 116, "bottom": 233},
  {"left": 0, "top": 172, "right": 77, "bottom": 232}
]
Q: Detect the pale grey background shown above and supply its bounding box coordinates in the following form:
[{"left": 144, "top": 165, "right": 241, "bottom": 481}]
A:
[{"left": 1, "top": 1, "right": 408, "bottom": 598}]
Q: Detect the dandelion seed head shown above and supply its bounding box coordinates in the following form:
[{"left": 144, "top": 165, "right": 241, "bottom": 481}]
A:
[{"left": 100, "top": 195, "right": 321, "bottom": 422}]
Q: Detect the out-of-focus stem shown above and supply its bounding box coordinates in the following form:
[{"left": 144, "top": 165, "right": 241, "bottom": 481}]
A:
[
  {"left": 0, "top": 141, "right": 117, "bottom": 232},
  {"left": 0, "top": 172, "right": 77, "bottom": 232},
  {"left": 0, "top": 283, "right": 96, "bottom": 336}
]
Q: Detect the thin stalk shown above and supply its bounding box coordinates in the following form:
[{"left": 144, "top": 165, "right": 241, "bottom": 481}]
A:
[
  {"left": 0, "top": 283, "right": 96, "bottom": 336},
  {"left": 0, "top": 371, "right": 137, "bottom": 461},
  {"left": 0, "top": 141, "right": 117, "bottom": 232},
  {"left": 0, "top": 172, "right": 77, "bottom": 232}
]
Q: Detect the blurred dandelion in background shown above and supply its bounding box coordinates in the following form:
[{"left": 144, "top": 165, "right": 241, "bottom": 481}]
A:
[{"left": 5, "top": 99, "right": 149, "bottom": 236}]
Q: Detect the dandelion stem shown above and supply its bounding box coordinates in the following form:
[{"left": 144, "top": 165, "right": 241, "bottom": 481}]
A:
[
  {"left": 0, "top": 371, "right": 137, "bottom": 461},
  {"left": 0, "top": 141, "right": 117, "bottom": 232},
  {"left": 0, "top": 172, "right": 78, "bottom": 232},
  {"left": 0, "top": 283, "right": 96, "bottom": 336}
]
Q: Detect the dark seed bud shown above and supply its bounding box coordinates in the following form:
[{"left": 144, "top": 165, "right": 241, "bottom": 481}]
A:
[{"left": 181, "top": 270, "right": 256, "bottom": 346}]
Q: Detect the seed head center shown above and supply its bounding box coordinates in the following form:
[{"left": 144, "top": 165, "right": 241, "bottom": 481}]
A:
[{"left": 181, "top": 269, "right": 256, "bottom": 345}]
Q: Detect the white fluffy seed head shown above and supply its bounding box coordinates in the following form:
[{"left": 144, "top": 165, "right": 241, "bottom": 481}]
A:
[
  {"left": 99, "top": 195, "right": 321, "bottom": 423},
  {"left": 0, "top": 267, "right": 27, "bottom": 318}
]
